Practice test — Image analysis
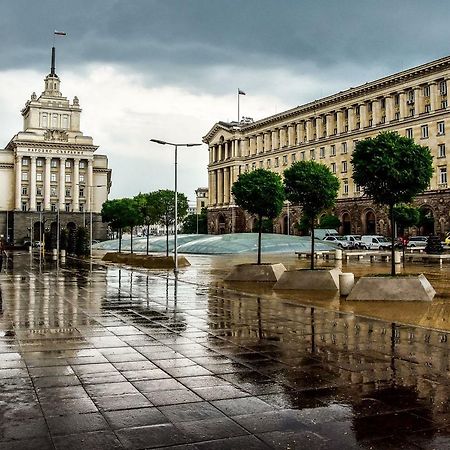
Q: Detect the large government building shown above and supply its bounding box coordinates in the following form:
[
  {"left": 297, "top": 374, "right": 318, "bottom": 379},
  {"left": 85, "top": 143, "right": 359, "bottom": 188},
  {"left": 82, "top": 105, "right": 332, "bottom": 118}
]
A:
[
  {"left": 204, "top": 55, "right": 450, "bottom": 236},
  {"left": 0, "top": 48, "right": 111, "bottom": 244}
]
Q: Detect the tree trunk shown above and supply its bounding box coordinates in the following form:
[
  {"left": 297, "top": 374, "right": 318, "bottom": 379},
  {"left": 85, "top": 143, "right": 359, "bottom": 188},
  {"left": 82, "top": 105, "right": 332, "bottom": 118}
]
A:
[
  {"left": 310, "top": 217, "right": 315, "bottom": 270},
  {"left": 257, "top": 215, "right": 262, "bottom": 265},
  {"left": 119, "top": 228, "right": 122, "bottom": 253},
  {"left": 131, "top": 226, "right": 134, "bottom": 254},
  {"left": 146, "top": 224, "right": 150, "bottom": 255},
  {"left": 390, "top": 204, "right": 396, "bottom": 276}
]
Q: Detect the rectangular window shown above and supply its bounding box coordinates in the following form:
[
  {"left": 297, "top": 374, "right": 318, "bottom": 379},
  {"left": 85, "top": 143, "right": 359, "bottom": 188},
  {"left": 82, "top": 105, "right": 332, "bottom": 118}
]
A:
[
  {"left": 36, "top": 203, "right": 42, "bottom": 212},
  {"left": 355, "top": 184, "right": 361, "bottom": 194},
  {"left": 36, "top": 173, "right": 42, "bottom": 182},
  {"left": 65, "top": 188, "right": 71, "bottom": 197},
  {"left": 442, "top": 100, "right": 448, "bottom": 109},
  {"left": 440, "top": 80, "right": 447, "bottom": 95},
  {"left": 343, "top": 179, "right": 349, "bottom": 195},
  {"left": 421, "top": 125, "right": 429, "bottom": 139},
  {"left": 425, "top": 104, "right": 431, "bottom": 113},
  {"left": 51, "top": 159, "right": 57, "bottom": 168},
  {"left": 267, "top": 159, "right": 271, "bottom": 168},
  {"left": 424, "top": 85, "right": 430, "bottom": 97},
  {"left": 439, "top": 144, "right": 446, "bottom": 158},
  {"left": 21, "top": 202, "right": 27, "bottom": 212},
  {"left": 41, "top": 113, "right": 47, "bottom": 128},
  {"left": 409, "top": 107, "right": 415, "bottom": 117},
  {"left": 80, "top": 204, "right": 84, "bottom": 213},
  {"left": 252, "top": 162, "right": 256, "bottom": 170},
  {"left": 395, "top": 112, "right": 400, "bottom": 120},
  {"left": 330, "top": 145, "right": 336, "bottom": 156},
  {"left": 51, "top": 173, "right": 57, "bottom": 182},
  {"left": 65, "top": 160, "right": 71, "bottom": 168},
  {"left": 259, "top": 160, "right": 263, "bottom": 168},
  {"left": 342, "top": 142, "right": 347, "bottom": 154},
  {"left": 245, "top": 164, "right": 249, "bottom": 172},
  {"left": 300, "top": 151, "right": 305, "bottom": 161},
  {"left": 51, "top": 203, "right": 57, "bottom": 212},
  {"left": 274, "top": 157, "right": 279, "bottom": 168},
  {"left": 79, "top": 161, "right": 86, "bottom": 169},
  {"left": 319, "top": 147, "right": 325, "bottom": 159},
  {"left": 437, "top": 121, "right": 445, "bottom": 135},
  {"left": 439, "top": 167, "right": 447, "bottom": 185},
  {"left": 368, "top": 119, "right": 373, "bottom": 127},
  {"left": 406, "top": 128, "right": 413, "bottom": 139},
  {"left": 51, "top": 187, "right": 57, "bottom": 196},
  {"left": 62, "top": 115, "right": 69, "bottom": 129},
  {"left": 22, "top": 158, "right": 29, "bottom": 166},
  {"left": 37, "top": 159, "right": 43, "bottom": 167},
  {"left": 342, "top": 161, "right": 348, "bottom": 173},
  {"left": 310, "top": 149, "right": 315, "bottom": 160},
  {"left": 36, "top": 187, "right": 42, "bottom": 196},
  {"left": 331, "top": 162, "right": 336, "bottom": 174},
  {"left": 21, "top": 172, "right": 28, "bottom": 181},
  {"left": 282, "top": 155, "right": 288, "bottom": 165},
  {"left": 65, "top": 174, "right": 71, "bottom": 183},
  {"left": 65, "top": 203, "right": 71, "bottom": 212},
  {"left": 22, "top": 187, "right": 28, "bottom": 195},
  {"left": 291, "top": 153, "right": 296, "bottom": 163}
]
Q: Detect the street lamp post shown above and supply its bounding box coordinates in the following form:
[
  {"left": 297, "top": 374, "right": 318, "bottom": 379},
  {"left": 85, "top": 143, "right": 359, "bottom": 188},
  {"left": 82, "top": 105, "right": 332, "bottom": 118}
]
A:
[{"left": 150, "top": 139, "right": 201, "bottom": 274}]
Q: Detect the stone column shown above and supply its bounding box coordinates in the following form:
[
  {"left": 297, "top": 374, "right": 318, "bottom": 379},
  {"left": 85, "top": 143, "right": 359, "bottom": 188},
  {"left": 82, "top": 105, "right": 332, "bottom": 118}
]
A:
[
  {"left": 372, "top": 99, "right": 381, "bottom": 126},
  {"left": 59, "top": 157, "right": 66, "bottom": 211},
  {"left": 235, "top": 139, "right": 240, "bottom": 157},
  {"left": 250, "top": 136, "right": 256, "bottom": 155},
  {"left": 279, "top": 127, "right": 286, "bottom": 147},
  {"left": 29, "top": 156, "right": 37, "bottom": 211},
  {"left": 414, "top": 86, "right": 422, "bottom": 116},
  {"left": 385, "top": 95, "right": 394, "bottom": 122},
  {"left": 223, "top": 141, "right": 228, "bottom": 159},
  {"left": 326, "top": 113, "right": 333, "bottom": 137},
  {"left": 256, "top": 134, "right": 263, "bottom": 153},
  {"left": 243, "top": 138, "right": 249, "bottom": 156},
  {"left": 296, "top": 122, "right": 302, "bottom": 144},
  {"left": 359, "top": 103, "right": 368, "bottom": 128},
  {"left": 316, "top": 116, "right": 323, "bottom": 139},
  {"left": 87, "top": 159, "right": 94, "bottom": 211},
  {"left": 223, "top": 167, "right": 230, "bottom": 205},
  {"left": 15, "top": 154, "right": 22, "bottom": 210},
  {"left": 271, "top": 130, "right": 278, "bottom": 150},
  {"left": 208, "top": 171, "right": 214, "bottom": 205},
  {"left": 287, "top": 125, "right": 295, "bottom": 147},
  {"left": 73, "top": 158, "right": 80, "bottom": 212},
  {"left": 399, "top": 91, "right": 407, "bottom": 119},
  {"left": 336, "top": 111, "right": 343, "bottom": 134},
  {"left": 347, "top": 107, "right": 355, "bottom": 131},
  {"left": 306, "top": 120, "right": 313, "bottom": 141},
  {"left": 44, "top": 157, "right": 51, "bottom": 211},
  {"left": 430, "top": 82, "right": 438, "bottom": 112},
  {"left": 217, "top": 169, "right": 224, "bottom": 205}
]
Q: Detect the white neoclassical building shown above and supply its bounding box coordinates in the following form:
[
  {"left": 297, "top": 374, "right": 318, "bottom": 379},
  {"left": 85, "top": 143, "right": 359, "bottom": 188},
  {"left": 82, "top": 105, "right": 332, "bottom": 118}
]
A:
[
  {"left": 204, "top": 55, "right": 450, "bottom": 236},
  {"left": 0, "top": 48, "right": 111, "bottom": 244}
]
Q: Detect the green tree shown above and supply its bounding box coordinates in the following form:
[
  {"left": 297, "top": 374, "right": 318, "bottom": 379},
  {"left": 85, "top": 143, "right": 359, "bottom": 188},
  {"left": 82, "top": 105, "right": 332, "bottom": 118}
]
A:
[
  {"left": 318, "top": 214, "right": 341, "bottom": 229},
  {"left": 181, "top": 208, "right": 208, "bottom": 234},
  {"left": 153, "top": 190, "right": 189, "bottom": 256},
  {"left": 284, "top": 161, "right": 339, "bottom": 270},
  {"left": 232, "top": 169, "right": 285, "bottom": 264},
  {"left": 393, "top": 204, "right": 420, "bottom": 236},
  {"left": 352, "top": 131, "right": 433, "bottom": 275},
  {"left": 75, "top": 226, "right": 89, "bottom": 257},
  {"left": 134, "top": 192, "right": 160, "bottom": 254}
]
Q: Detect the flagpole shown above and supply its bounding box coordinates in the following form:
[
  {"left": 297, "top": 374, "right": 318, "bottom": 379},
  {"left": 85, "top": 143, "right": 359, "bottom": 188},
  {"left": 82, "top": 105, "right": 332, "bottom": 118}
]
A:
[{"left": 237, "top": 89, "right": 240, "bottom": 123}]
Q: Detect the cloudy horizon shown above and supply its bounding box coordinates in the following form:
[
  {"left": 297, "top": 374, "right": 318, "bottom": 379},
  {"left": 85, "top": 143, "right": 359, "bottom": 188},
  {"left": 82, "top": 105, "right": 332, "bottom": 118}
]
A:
[{"left": 1, "top": 0, "right": 449, "bottom": 201}]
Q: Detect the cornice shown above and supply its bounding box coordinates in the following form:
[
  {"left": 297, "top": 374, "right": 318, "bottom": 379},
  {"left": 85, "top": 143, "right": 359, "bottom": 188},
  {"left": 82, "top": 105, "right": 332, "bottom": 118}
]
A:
[
  {"left": 0, "top": 163, "right": 14, "bottom": 169},
  {"left": 8, "top": 141, "right": 98, "bottom": 152}
]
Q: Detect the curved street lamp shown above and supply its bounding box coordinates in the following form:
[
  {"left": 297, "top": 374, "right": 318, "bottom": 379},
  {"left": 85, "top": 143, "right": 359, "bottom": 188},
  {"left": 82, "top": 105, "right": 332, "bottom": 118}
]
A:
[{"left": 150, "top": 139, "right": 202, "bottom": 274}]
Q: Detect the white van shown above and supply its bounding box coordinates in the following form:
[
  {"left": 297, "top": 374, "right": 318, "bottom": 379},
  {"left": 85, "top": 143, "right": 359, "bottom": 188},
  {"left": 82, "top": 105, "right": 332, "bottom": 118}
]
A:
[{"left": 360, "top": 235, "right": 392, "bottom": 250}]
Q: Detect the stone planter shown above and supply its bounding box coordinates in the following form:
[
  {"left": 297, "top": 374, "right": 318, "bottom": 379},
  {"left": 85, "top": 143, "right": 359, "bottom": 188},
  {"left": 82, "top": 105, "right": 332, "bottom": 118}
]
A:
[
  {"left": 102, "top": 252, "right": 190, "bottom": 269},
  {"left": 226, "top": 263, "right": 286, "bottom": 282},
  {"left": 274, "top": 268, "right": 342, "bottom": 291},
  {"left": 346, "top": 274, "right": 435, "bottom": 301}
]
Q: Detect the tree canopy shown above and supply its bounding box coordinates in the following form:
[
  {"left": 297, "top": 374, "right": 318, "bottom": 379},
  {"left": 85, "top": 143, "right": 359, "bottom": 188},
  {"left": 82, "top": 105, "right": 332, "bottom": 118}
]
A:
[
  {"left": 284, "top": 161, "right": 339, "bottom": 269},
  {"left": 351, "top": 131, "right": 433, "bottom": 275},
  {"left": 393, "top": 204, "right": 420, "bottom": 235},
  {"left": 232, "top": 169, "right": 285, "bottom": 264}
]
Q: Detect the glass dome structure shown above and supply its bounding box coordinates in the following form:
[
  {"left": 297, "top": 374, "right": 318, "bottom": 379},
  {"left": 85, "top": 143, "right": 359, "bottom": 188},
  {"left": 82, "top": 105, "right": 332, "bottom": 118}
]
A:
[{"left": 93, "top": 233, "right": 335, "bottom": 255}]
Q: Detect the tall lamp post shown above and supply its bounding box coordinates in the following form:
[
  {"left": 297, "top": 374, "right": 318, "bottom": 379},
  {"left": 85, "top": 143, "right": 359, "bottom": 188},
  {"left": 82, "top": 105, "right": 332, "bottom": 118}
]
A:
[{"left": 150, "top": 139, "right": 201, "bottom": 274}]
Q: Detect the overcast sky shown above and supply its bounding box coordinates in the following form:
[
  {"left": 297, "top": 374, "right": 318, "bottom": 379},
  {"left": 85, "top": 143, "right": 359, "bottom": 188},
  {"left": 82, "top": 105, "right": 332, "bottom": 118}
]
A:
[{"left": 1, "top": 0, "right": 449, "bottom": 201}]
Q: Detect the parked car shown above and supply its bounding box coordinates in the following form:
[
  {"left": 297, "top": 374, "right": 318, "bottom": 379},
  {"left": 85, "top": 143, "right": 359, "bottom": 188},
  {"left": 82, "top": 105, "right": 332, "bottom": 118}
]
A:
[
  {"left": 360, "top": 235, "right": 392, "bottom": 250},
  {"left": 407, "top": 236, "right": 428, "bottom": 248},
  {"left": 342, "top": 235, "right": 362, "bottom": 249},
  {"left": 323, "top": 235, "right": 351, "bottom": 248}
]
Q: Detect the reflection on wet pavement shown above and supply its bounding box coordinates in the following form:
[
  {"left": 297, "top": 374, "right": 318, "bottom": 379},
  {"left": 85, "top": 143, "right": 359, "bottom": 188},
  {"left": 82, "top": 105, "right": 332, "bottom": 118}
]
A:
[{"left": 0, "top": 251, "right": 449, "bottom": 449}]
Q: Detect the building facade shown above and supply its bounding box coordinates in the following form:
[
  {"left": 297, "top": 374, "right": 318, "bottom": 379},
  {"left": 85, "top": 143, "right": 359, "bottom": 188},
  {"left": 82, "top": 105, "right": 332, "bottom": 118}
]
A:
[
  {"left": 0, "top": 48, "right": 111, "bottom": 244},
  {"left": 204, "top": 55, "right": 450, "bottom": 236},
  {"left": 195, "top": 187, "right": 209, "bottom": 214}
]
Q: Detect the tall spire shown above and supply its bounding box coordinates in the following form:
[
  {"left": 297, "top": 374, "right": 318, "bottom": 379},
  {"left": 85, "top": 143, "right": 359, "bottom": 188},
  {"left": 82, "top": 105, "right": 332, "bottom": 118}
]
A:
[{"left": 50, "top": 46, "right": 56, "bottom": 76}]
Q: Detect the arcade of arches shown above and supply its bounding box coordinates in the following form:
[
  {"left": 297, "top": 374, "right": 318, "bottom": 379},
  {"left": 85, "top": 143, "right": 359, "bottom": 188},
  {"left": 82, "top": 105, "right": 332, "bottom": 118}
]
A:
[{"left": 207, "top": 191, "right": 450, "bottom": 237}]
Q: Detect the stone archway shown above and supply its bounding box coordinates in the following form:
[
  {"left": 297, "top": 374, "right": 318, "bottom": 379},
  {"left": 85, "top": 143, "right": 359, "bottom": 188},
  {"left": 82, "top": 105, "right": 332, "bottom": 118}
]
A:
[
  {"left": 363, "top": 210, "right": 376, "bottom": 235},
  {"left": 217, "top": 214, "right": 226, "bottom": 234},
  {"left": 419, "top": 207, "right": 435, "bottom": 236},
  {"left": 33, "top": 222, "right": 43, "bottom": 242},
  {"left": 341, "top": 212, "right": 351, "bottom": 235}
]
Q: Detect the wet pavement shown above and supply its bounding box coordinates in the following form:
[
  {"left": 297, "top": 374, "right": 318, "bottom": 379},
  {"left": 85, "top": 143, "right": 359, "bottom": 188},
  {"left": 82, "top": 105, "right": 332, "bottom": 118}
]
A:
[{"left": 0, "top": 252, "right": 449, "bottom": 449}]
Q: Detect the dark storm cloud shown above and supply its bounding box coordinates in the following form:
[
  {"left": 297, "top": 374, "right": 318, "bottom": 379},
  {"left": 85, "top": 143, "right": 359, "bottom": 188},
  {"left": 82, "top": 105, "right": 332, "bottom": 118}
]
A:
[{"left": 1, "top": 0, "right": 450, "bottom": 96}]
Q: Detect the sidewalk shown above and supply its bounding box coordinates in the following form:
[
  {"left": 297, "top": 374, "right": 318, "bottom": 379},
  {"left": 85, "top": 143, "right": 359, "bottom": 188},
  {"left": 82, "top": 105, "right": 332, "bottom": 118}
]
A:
[{"left": 0, "top": 252, "right": 449, "bottom": 449}]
